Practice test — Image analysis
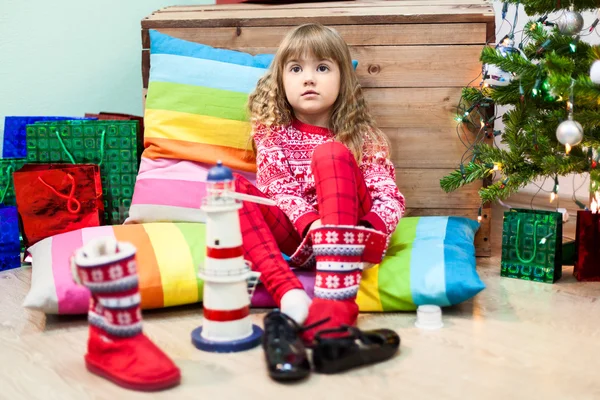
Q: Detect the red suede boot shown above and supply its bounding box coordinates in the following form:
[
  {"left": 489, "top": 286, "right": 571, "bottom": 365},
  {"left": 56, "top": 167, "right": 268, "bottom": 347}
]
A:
[{"left": 73, "top": 238, "right": 181, "bottom": 391}]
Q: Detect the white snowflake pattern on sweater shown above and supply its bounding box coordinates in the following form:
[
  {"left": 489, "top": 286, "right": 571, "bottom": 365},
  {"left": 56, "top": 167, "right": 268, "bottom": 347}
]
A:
[{"left": 253, "top": 121, "right": 405, "bottom": 236}]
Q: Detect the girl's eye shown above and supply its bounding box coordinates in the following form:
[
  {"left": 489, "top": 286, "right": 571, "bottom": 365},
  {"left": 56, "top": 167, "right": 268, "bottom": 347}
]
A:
[
  {"left": 290, "top": 66, "right": 302, "bottom": 73},
  {"left": 317, "top": 65, "right": 330, "bottom": 72}
]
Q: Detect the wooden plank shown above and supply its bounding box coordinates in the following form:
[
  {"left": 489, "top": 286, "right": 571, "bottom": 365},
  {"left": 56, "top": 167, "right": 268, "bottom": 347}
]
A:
[
  {"left": 386, "top": 126, "right": 480, "bottom": 169},
  {"left": 162, "top": 0, "right": 493, "bottom": 13},
  {"left": 141, "top": 46, "right": 483, "bottom": 89},
  {"left": 352, "top": 45, "right": 482, "bottom": 88},
  {"left": 142, "top": 5, "right": 495, "bottom": 29},
  {"left": 395, "top": 168, "right": 481, "bottom": 209},
  {"left": 405, "top": 207, "right": 491, "bottom": 257},
  {"left": 141, "top": 23, "right": 487, "bottom": 49},
  {"left": 364, "top": 87, "right": 468, "bottom": 127}
]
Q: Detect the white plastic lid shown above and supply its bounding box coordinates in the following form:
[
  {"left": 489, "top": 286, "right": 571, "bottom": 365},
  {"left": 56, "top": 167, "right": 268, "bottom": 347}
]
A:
[{"left": 415, "top": 305, "right": 443, "bottom": 330}]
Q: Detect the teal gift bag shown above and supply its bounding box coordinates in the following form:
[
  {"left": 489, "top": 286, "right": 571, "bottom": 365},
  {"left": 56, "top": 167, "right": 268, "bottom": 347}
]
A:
[{"left": 501, "top": 208, "right": 563, "bottom": 283}]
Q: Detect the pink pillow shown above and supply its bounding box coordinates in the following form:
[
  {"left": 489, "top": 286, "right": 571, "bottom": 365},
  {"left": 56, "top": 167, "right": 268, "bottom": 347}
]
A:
[{"left": 126, "top": 157, "right": 257, "bottom": 224}]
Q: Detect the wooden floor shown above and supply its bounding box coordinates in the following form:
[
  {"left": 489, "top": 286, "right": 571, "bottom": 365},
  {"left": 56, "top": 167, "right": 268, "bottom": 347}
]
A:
[{"left": 1, "top": 202, "right": 599, "bottom": 400}]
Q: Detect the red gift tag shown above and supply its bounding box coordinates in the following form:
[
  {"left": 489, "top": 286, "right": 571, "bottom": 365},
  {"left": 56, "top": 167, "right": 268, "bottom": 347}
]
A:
[{"left": 13, "top": 164, "right": 104, "bottom": 248}]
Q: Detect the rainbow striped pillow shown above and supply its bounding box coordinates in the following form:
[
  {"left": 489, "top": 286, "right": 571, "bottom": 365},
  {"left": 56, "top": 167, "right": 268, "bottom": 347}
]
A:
[
  {"left": 23, "top": 217, "right": 484, "bottom": 314},
  {"left": 143, "top": 29, "right": 270, "bottom": 171}
]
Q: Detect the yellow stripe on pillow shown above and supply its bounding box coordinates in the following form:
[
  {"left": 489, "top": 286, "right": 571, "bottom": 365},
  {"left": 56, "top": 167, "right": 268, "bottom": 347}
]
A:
[
  {"left": 145, "top": 108, "right": 252, "bottom": 151},
  {"left": 356, "top": 265, "right": 383, "bottom": 311},
  {"left": 143, "top": 223, "right": 199, "bottom": 307}
]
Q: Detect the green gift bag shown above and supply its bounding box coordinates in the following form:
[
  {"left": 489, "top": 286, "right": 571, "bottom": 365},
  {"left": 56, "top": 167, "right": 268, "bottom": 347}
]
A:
[
  {"left": 0, "top": 158, "right": 26, "bottom": 206},
  {"left": 26, "top": 120, "right": 140, "bottom": 225},
  {"left": 501, "top": 208, "right": 563, "bottom": 283}
]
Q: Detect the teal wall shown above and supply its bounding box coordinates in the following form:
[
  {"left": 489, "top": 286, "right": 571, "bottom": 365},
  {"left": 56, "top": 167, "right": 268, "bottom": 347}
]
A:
[{"left": 0, "top": 0, "right": 214, "bottom": 128}]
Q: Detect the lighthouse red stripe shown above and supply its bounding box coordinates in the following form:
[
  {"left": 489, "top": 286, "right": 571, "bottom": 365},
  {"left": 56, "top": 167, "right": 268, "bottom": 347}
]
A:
[
  {"left": 206, "top": 246, "right": 244, "bottom": 259},
  {"left": 203, "top": 305, "right": 250, "bottom": 322}
]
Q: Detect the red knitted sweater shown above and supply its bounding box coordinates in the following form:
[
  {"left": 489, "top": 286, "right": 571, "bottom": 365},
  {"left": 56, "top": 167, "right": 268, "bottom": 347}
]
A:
[{"left": 254, "top": 119, "right": 405, "bottom": 237}]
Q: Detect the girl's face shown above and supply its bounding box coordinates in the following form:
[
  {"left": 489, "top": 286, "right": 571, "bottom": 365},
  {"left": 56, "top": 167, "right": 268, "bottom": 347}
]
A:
[{"left": 282, "top": 52, "right": 341, "bottom": 127}]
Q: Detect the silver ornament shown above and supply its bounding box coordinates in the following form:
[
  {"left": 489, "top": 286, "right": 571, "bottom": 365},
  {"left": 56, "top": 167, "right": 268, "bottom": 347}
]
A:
[
  {"left": 556, "top": 11, "right": 584, "bottom": 35},
  {"left": 591, "top": 60, "right": 600, "bottom": 85},
  {"left": 556, "top": 119, "right": 583, "bottom": 146}
]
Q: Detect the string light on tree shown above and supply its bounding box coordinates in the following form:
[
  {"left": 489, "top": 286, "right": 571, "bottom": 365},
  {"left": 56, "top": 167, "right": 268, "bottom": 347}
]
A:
[{"left": 550, "top": 176, "right": 559, "bottom": 203}]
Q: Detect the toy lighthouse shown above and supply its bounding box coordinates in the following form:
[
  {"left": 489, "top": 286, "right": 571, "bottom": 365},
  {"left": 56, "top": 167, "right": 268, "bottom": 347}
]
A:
[{"left": 191, "top": 161, "right": 272, "bottom": 353}]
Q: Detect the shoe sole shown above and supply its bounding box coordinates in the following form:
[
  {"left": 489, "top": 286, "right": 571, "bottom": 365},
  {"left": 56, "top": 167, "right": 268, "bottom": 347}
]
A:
[
  {"left": 85, "top": 361, "right": 181, "bottom": 391},
  {"left": 269, "top": 371, "right": 310, "bottom": 382}
]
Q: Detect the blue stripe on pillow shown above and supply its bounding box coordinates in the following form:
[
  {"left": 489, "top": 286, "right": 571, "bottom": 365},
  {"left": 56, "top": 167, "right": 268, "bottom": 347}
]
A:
[
  {"left": 150, "top": 29, "right": 274, "bottom": 68},
  {"left": 410, "top": 217, "right": 452, "bottom": 306},
  {"left": 444, "top": 217, "right": 485, "bottom": 304},
  {"left": 150, "top": 29, "right": 359, "bottom": 71},
  {"left": 150, "top": 54, "right": 267, "bottom": 94}
]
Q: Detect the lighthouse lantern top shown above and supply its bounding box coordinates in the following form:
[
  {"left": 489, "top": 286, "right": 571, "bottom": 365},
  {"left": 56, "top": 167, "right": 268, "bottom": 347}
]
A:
[
  {"left": 203, "top": 161, "right": 238, "bottom": 208},
  {"left": 207, "top": 161, "right": 233, "bottom": 182}
]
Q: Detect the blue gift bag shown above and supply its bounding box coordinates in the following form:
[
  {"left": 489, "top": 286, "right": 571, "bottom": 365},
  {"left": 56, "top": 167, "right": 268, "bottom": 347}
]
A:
[
  {"left": 1, "top": 116, "right": 95, "bottom": 159},
  {"left": 0, "top": 206, "right": 21, "bottom": 271}
]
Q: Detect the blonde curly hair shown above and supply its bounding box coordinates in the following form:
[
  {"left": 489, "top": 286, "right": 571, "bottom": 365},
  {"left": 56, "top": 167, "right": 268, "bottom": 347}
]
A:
[{"left": 247, "top": 23, "right": 390, "bottom": 162}]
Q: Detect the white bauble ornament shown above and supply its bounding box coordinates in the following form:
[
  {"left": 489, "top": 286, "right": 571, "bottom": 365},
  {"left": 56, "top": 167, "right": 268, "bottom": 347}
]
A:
[
  {"left": 556, "top": 11, "right": 584, "bottom": 35},
  {"left": 483, "top": 64, "right": 513, "bottom": 87},
  {"left": 482, "top": 41, "right": 523, "bottom": 88},
  {"left": 556, "top": 119, "right": 583, "bottom": 146},
  {"left": 591, "top": 60, "right": 600, "bottom": 85}
]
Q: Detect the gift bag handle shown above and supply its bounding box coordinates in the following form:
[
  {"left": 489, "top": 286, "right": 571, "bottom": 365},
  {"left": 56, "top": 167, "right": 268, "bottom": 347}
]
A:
[
  {"left": 515, "top": 218, "right": 539, "bottom": 264},
  {"left": 0, "top": 165, "right": 14, "bottom": 204},
  {"left": 38, "top": 173, "right": 81, "bottom": 214},
  {"left": 54, "top": 129, "right": 106, "bottom": 166}
]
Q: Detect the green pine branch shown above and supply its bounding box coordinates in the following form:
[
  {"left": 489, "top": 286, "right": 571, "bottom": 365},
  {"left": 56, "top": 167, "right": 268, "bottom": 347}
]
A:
[
  {"left": 481, "top": 46, "right": 536, "bottom": 76},
  {"left": 440, "top": 163, "right": 491, "bottom": 193}
]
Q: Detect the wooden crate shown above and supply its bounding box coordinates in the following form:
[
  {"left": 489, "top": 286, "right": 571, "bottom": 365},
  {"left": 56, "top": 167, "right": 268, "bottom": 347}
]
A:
[{"left": 141, "top": 0, "right": 495, "bottom": 256}]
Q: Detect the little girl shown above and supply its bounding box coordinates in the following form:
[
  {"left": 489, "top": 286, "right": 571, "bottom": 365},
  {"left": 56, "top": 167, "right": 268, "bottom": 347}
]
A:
[{"left": 236, "top": 23, "right": 405, "bottom": 342}]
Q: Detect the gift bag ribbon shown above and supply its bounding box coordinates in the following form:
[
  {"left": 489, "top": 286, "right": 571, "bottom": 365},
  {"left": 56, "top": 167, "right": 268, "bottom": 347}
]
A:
[
  {"left": 38, "top": 173, "right": 81, "bottom": 214},
  {"left": 54, "top": 129, "right": 106, "bottom": 166},
  {"left": 515, "top": 218, "right": 539, "bottom": 264},
  {"left": 0, "top": 165, "right": 14, "bottom": 205}
]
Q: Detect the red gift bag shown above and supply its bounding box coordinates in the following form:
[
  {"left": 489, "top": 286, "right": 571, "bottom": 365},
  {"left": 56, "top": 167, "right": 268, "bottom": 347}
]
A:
[
  {"left": 574, "top": 210, "right": 600, "bottom": 281},
  {"left": 13, "top": 164, "right": 104, "bottom": 247}
]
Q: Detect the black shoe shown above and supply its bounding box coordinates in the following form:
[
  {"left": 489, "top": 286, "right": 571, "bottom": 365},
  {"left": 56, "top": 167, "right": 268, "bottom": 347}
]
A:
[
  {"left": 312, "top": 325, "right": 400, "bottom": 374},
  {"left": 262, "top": 309, "right": 311, "bottom": 382}
]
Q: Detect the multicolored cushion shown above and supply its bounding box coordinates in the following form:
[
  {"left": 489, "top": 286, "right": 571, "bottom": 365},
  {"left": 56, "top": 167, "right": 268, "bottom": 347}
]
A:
[
  {"left": 127, "top": 158, "right": 258, "bottom": 224},
  {"left": 143, "top": 29, "right": 272, "bottom": 171},
  {"left": 23, "top": 216, "right": 484, "bottom": 314}
]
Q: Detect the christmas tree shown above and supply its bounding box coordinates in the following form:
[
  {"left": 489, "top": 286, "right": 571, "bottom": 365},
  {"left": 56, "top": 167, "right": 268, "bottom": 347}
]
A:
[{"left": 440, "top": 1, "right": 600, "bottom": 212}]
